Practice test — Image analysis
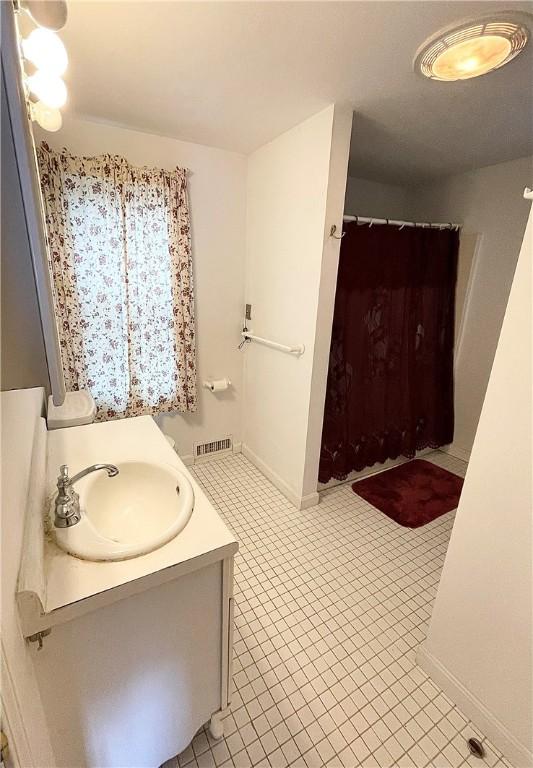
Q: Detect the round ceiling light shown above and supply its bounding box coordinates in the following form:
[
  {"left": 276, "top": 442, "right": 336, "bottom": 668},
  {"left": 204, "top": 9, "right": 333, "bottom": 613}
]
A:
[{"left": 415, "top": 14, "right": 530, "bottom": 81}]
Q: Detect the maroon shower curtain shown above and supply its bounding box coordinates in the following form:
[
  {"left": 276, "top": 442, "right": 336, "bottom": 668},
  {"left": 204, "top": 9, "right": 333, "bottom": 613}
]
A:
[{"left": 319, "top": 222, "right": 459, "bottom": 483}]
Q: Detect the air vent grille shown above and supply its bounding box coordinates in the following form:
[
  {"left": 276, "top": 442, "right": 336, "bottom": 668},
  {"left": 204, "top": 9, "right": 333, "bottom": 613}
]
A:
[{"left": 195, "top": 437, "right": 233, "bottom": 461}]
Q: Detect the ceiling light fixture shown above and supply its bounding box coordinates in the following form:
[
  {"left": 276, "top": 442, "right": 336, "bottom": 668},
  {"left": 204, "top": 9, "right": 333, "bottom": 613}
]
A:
[{"left": 415, "top": 14, "right": 530, "bottom": 81}]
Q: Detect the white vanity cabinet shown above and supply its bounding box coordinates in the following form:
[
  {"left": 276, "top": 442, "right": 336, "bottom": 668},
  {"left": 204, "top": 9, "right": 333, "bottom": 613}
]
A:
[
  {"left": 32, "top": 556, "right": 235, "bottom": 768},
  {"left": 17, "top": 416, "right": 238, "bottom": 768}
]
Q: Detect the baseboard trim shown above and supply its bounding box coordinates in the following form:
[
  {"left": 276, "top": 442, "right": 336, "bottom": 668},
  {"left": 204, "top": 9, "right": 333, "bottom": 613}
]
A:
[
  {"left": 417, "top": 645, "right": 532, "bottom": 768},
  {"left": 242, "top": 444, "right": 319, "bottom": 510},
  {"left": 300, "top": 490, "right": 320, "bottom": 510},
  {"left": 441, "top": 443, "right": 471, "bottom": 463}
]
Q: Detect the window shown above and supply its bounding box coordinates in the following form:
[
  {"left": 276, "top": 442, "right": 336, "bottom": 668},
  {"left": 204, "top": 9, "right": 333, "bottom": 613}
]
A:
[{"left": 37, "top": 143, "right": 197, "bottom": 419}]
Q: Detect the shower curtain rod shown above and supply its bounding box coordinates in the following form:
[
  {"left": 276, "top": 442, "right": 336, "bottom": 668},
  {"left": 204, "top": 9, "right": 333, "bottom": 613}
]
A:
[{"left": 343, "top": 215, "right": 461, "bottom": 230}]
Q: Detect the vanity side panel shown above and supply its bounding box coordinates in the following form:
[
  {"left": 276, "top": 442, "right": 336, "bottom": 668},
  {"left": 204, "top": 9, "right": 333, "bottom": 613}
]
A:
[
  {"left": 221, "top": 555, "right": 235, "bottom": 710},
  {"left": 32, "top": 562, "right": 222, "bottom": 768},
  {"left": 0, "top": 388, "right": 55, "bottom": 767}
]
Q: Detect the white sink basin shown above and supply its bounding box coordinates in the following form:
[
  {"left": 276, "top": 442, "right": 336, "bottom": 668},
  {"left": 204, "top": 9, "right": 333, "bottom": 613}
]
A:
[{"left": 52, "top": 461, "right": 194, "bottom": 561}]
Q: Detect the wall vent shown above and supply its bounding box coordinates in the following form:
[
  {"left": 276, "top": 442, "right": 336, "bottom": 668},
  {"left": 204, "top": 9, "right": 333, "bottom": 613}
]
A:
[{"left": 194, "top": 436, "right": 233, "bottom": 462}]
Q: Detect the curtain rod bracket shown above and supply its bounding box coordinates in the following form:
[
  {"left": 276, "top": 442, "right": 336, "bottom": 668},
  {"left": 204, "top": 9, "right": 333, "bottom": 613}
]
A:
[{"left": 330, "top": 224, "right": 345, "bottom": 240}]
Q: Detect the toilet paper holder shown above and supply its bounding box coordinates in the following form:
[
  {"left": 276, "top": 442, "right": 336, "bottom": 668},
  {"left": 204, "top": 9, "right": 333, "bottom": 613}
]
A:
[{"left": 203, "top": 378, "right": 231, "bottom": 392}]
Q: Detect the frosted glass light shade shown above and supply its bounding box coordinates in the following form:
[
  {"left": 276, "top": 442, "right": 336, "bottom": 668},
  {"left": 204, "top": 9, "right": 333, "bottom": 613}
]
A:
[
  {"left": 27, "top": 71, "right": 67, "bottom": 108},
  {"left": 432, "top": 36, "right": 512, "bottom": 80},
  {"left": 22, "top": 28, "right": 68, "bottom": 76},
  {"left": 31, "top": 101, "right": 63, "bottom": 132},
  {"left": 20, "top": 0, "right": 68, "bottom": 31},
  {"left": 415, "top": 16, "right": 529, "bottom": 81}
]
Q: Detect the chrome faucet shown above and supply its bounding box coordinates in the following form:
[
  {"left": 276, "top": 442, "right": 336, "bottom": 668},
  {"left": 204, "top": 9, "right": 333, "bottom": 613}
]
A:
[{"left": 54, "top": 463, "right": 119, "bottom": 528}]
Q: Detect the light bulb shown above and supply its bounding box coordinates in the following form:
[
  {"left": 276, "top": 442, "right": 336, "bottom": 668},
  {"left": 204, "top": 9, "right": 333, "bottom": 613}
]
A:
[
  {"left": 432, "top": 36, "right": 512, "bottom": 81},
  {"left": 458, "top": 57, "right": 480, "bottom": 73},
  {"left": 27, "top": 71, "right": 67, "bottom": 109},
  {"left": 22, "top": 28, "right": 68, "bottom": 76},
  {"left": 31, "top": 101, "right": 62, "bottom": 132}
]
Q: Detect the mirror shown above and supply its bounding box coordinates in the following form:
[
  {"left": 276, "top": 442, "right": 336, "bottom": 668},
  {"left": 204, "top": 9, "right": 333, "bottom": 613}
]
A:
[{"left": 1, "top": 2, "right": 65, "bottom": 405}]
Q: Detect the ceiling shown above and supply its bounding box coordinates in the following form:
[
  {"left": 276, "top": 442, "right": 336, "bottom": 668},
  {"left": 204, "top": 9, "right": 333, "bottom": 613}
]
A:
[{"left": 56, "top": 1, "right": 533, "bottom": 184}]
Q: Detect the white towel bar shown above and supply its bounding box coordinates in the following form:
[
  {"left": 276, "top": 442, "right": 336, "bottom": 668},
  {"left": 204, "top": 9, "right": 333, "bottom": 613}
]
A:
[{"left": 241, "top": 331, "right": 305, "bottom": 356}]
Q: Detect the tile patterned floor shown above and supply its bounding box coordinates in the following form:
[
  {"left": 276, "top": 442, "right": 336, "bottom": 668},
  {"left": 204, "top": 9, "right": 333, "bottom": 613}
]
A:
[{"left": 165, "top": 451, "right": 513, "bottom": 768}]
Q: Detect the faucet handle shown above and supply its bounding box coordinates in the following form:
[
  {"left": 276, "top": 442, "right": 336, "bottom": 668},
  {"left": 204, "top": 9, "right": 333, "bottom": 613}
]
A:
[{"left": 57, "top": 464, "right": 70, "bottom": 490}]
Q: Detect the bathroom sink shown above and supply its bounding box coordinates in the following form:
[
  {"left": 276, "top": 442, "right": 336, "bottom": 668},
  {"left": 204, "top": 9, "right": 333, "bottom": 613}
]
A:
[{"left": 52, "top": 461, "right": 194, "bottom": 561}]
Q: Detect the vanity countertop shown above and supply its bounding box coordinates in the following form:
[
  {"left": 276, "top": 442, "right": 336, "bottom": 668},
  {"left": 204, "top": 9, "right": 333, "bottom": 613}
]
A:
[{"left": 36, "top": 416, "right": 238, "bottom": 626}]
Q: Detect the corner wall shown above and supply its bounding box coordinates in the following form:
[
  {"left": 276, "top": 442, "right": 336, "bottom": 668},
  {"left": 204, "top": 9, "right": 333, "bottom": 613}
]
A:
[
  {"left": 418, "top": 208, "right": 532, "bottom": 767},
  {"left": 409, "top": 157, "right": 532, "bottom": 458},
  {"left": 344, "top": 175, "right": 411, "bottom": 220},
  {"left": 243, "top": 105, "right": 351, "bottom": 507},
  {"left": 302, "top": 107, "right": 353, "bottom": 499}
]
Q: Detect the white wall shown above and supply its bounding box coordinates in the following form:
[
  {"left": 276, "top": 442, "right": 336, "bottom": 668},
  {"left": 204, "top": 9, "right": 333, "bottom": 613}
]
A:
[
  {"left": 243, "top": 105, "right": 351, "bottom": 507},
  {"left": 302, "top": 106, "right": 353, "bottom": 497},
  {"left": 37, "top": 117, "right": 247, "bottom": 461},
  {"left": 344, "top": 175, "right": 411, "bottom": 220},
  {"left": 418, "top": 207, "right": 532, "bottom": 767},
  {"left": 409, "top": 157, "right": 532, "bottom": 458}
]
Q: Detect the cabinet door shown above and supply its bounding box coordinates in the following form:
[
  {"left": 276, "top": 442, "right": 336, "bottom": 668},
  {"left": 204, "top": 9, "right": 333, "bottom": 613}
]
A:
[{"left": 33, "top": 564, "right": 222, "bottom": 767}]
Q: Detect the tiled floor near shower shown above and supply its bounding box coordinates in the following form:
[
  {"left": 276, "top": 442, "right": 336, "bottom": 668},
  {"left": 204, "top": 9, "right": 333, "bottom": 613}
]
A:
[{"left": 165, "top": 451, "right": 512, "bottom": 768}]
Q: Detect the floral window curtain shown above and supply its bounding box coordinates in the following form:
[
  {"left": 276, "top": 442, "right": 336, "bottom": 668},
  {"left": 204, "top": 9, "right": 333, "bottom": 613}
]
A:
[{"left": 37, "top": 141, "right": 197, "bottom": 420}]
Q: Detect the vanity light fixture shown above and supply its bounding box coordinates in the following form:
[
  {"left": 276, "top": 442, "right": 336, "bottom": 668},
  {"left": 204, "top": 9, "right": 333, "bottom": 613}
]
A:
[
  {"left": 19, "top": 0, "right": 68, "bottom": 31},
  {"left": 27, "top": 70, "right": 67, "bottom": 109},
  {"left": 30, "top": 100, "right": 63, "bottom": 132},
  {"left": 16, "top": 5, "right": 69, "bottom": 131},
  {"left": 22, "top": 27, "right": 68, "bottom": 76},
  {"left": 415, "top": 13, "right": 530, "bottom": 81}
]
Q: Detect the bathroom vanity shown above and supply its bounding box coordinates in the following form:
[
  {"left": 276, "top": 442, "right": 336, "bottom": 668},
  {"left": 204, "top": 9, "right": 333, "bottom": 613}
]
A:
[{"left": 17, "top": 415, "right": 238, "bottom": 768}]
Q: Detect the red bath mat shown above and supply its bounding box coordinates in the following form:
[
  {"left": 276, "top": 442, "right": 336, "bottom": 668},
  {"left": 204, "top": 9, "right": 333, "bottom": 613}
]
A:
[{"left": 352, "top": 459, "right": 464, "bottom": 528}]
